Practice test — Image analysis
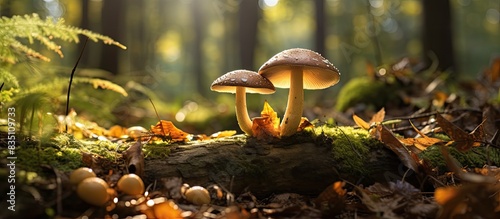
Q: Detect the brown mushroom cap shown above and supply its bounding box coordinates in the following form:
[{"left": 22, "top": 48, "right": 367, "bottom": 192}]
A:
[
  {"left": 210, "top": 70, "right": 276, "bottom": 94},
  {"left": 258, "top": 48, "right": 340, "bottom": 89}
]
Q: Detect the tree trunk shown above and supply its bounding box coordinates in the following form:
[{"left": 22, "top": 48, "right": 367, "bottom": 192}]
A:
[
  {"left": 143, "top": 133, "right": 406, "bottom": 197},
  {"left": 238, "top": 0, "right": 260, "bottom": 70},
  {"left": 314, "top": 0, "right": 325, "bottom": 55},
  {"left": 192, "top": 1, "right": 205, "bottom": 96},
  {"left": 422, "top": 0, "right": 455, "bottom": 72},
  {"left": 99, "top": 0, "right": 124, "bottom": 74}
]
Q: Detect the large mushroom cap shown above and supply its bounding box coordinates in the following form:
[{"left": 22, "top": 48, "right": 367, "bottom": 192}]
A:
[
  {"left": 211, "top": 69, "right": 276, "bottom": 94},
  {"left": 258, "top": 48, "right": 341, "bottom": 89}
]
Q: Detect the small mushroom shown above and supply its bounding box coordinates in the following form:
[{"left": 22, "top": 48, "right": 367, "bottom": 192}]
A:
[
  {"left": 184, "top": 186, "right": 211, "bottom": 205},
  {"left": 259, "top": 48, "right": 340, "bottom": 137},
  {"left": 117, "top": 174, "right": 145, "bottom": 196},
  {"left": 77, "top": 177, "right": 110, "bottom": 206},
  {"left": 211, "top": 70, "right": 275, "bottom": 135},
  {"left": 69, "top": 167, "right": 96, "bottom": 186}
]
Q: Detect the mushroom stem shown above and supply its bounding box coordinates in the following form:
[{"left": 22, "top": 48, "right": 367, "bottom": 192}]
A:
[
  {"left": 235, "top": 86, "right": 253, "bottom": 135},
  {"left": 280, "top": 68, "right": 304, "bottom": 137}
]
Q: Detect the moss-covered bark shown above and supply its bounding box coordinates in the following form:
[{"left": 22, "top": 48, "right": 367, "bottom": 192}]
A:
[{"left": 7, "top": 125, "right": 500, "bottom": 197}]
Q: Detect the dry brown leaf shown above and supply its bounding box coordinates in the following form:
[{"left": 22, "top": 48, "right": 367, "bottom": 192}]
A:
[
  {"left": 252, "top": 101, "right": 280, "bottom": 140},
  {"left": 402, "top": 120, "right": 443, "bottom": 151},
  {"left": 380, "top": 125, "right": 419, "bottom": 172},
  {"left": 315, "top": 181, "right": 346, "bottom": 215},
  {"left": 151, "top": 120, "right": 190, "bottom": 142},
  {"left": 353, "top": 114, "right": 370, "bottom": 130},
  {"left": 297, "top": 117, "right": 314, "bottom": 132},
  {"left": 434, "top": 183, "right": 500, "bottom": 219},
  {"left": 432, "top": 91, "right": 448, "bottom": 108},
  {"left": 436, "top": 113, "right": 484, "bottom": 151},
  {"left": 483, "top": 57, "right": 500, "bottom": 82},
  {"left": 122, "top": 141, "right": 144, "bottom": 177}
]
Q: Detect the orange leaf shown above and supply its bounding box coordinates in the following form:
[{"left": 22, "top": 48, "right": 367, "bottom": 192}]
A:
[
  {"left": 297, "top": 117, "right": 314, "bottom": 132},
  {"left": 151, "top": 120, "right": 190, "bottom": 142},
  {"left": 315, "top": 181, "right": 346, "bottom": 212},
  {"left": 380, "top": 125, "right": 419, "bottom": 172},
  {"left": 252, "top": 101, "right": 280, "bottom": 140},
  {"left": 261, "top": 100, "right": 280, "bottom": 129},
  {"left": 434, "top": 186, "right": 461, "bottom": 206},
  {"left": 369, "top": 108, "right": 385, "bottom": 125},
  {"left": 436, "top": 113, "right": 484, "bottom": 151},
  {"left": 353, "top": 114, "right": 370, "bottom": 130},
  {"left": 108, "top": 125, "right": 127, "bottom": 138}
]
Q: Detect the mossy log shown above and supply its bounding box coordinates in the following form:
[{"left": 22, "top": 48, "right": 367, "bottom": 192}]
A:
[{"left": 143, "top": 127, "right": 408, "bottom": 197}]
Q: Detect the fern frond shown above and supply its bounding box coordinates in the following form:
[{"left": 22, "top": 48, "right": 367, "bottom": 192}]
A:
[
  {"left": 0, "top": 67, "right": 19, "bottom": 88},
  {"left": 0, "top": 13, "right": 126, "bottom": 64},
  {"left": 18, "top": 76, "right": 128, "bottom": 98},
  {"left": 73, "top": 77, "right": 128, "bottom": 97}
]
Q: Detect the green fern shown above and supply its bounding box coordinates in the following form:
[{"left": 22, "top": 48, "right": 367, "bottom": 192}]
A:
[{"left": 0, "top": 13, "right": 126, "bottom": 64}]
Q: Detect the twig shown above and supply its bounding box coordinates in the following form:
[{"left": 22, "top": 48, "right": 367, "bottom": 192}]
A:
[
  {"left": 65, "top": 37, "right": 89, "bottom": 132},
  {"left": 149, "top": 98, "right": 166, "bottom": 136}
]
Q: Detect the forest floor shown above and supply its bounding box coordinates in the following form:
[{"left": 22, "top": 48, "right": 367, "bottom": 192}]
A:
[{"left": 2, "top": 57, "right": 500, "bottom": 219}]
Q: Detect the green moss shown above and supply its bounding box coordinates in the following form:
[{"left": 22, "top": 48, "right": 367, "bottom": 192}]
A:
[
  {"left": 335, "top": 77, "right": 400, "bottom": 111},
  {"left": 17, "top": 144, "right": 83, "bottom": 172},
  {"left": 144, "top": 142, "right": 171, "bottom": 159},
  {"left": 16, "top": 133, "right": 123, "bottom": 172},
  {"left": 420, "top": 145, "right": 500, "bottom": 173},
  {"left": 310, "top": 126, "right": 384, "bottom": 176}
]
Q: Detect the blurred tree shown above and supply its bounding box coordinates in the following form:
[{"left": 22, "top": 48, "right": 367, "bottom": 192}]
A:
[
  {"left": 238, "top": 0, "right": 260, "bottom": 70},
  {"left": 314, "top": 0, "right": 325, "bottom": 55},
  {"left": 422, "top": 0, "right": 455, "bottom": 72},
  {"left": 99, "top": 0, "right": 124, "bottom": 74}
]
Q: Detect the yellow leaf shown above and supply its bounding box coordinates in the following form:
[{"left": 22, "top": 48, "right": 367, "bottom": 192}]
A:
[
  {"left": 261, "top": 100, "right": 279, "bottom": 130},
  {"left": 353, "top": 114, "right": 370, "bottom": 130},
  {"left": 252, "top": 101, "right": 280, "bottom": 140}
]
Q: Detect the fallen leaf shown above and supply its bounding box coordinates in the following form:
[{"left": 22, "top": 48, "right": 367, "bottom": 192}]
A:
[
  {"left": 483, "top": 57, "right": 500, "bottom": 83},
  {"left": 436, "top": 113, "right": 484, "bottom": 151},
  {"left": 380, "top": 125, "right": 420, "bottom": 172},
  {"left": 123, "top": 141, "right": 145, "bottom": 177},
  {"left": 353, "top": 114, "right": 370, "bottom": 130},
  {"left": 315, "top": 181, "right": 346, "bottom": 213},
  {"left": 210, "top": 130, "right": 237, "bottom": 138},
  {"left": 297, "top": 117, "right": 313, "bottom": 132},
  {"left": 108, "top": 125, "right": 127, "bottom": 138},
  {"left": 252, "top": 101, "right": 280, "bottom": 140},
  {"left": 400, "top": 120, "right": 443, "bottom": 151},
  {"left": 151, "top": 120, "right": 190, "bottom": 142}
]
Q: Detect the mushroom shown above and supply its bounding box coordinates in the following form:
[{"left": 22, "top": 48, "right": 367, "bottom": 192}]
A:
[
  {"left": 184, "top": 186, "right": 211, "bottom": 205},
  {"left": 117, "top": 173, "right": 145, "bottom": 196},
  {"left": 258, "top": 48, "right": 340, "bottom": 137},
  {"left": 69, "top": 167, "right": 96, "bottom": 186},
  {"left": 77, "top": 177, "right": 110, "bottom": 206},
  {"left": 211, "top": 70, "right": 276, "bottom": 135}
]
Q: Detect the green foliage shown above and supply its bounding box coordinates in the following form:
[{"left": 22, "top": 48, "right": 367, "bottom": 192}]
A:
[
  {"left": 0, "top": 13, "right": 125, "bottom": 64},
  {"left": 419, "top": 145, "right": 500, "bottom": 174},
  {"left": 0, "top": 13, "right": 128, "bottom": 135},
  {"left": 335, "top": 77, "right": 401, "bottom": 112}
]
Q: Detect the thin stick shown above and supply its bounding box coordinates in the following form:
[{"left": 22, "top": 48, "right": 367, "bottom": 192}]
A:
[
  {"left": 65, "top": 37, "right": 89, "bottom": 132},
  {"left": 149, "top": 98, "right": 166, "bottom": 135}
]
